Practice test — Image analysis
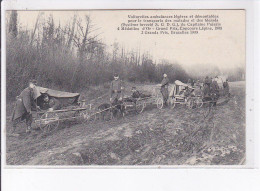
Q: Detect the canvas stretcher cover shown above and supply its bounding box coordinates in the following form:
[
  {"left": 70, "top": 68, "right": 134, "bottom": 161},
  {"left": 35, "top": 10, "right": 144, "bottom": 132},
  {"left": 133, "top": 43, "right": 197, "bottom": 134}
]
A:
[{"left": 34, "top": 86, "right": 80, "bottom": 108}]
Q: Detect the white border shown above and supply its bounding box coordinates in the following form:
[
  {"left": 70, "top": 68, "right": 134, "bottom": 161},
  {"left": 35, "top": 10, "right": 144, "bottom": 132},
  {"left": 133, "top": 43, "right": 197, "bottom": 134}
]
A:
[{"left": 1, "top": 0, "right": 260, "bottom": 190}]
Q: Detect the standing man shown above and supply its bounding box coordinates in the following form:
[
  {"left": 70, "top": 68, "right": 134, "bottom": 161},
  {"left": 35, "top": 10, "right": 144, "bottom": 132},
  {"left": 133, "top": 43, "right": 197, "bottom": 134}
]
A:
[
  {"left": 223, "top": 79, "right": 230, "bottom": 97},
  {"left": 203, "top": 76, "right": 211, "bottom": 97},
  {"left": 161, "top": 73, "right": 169, "bottom": 106},
  {"left": 211, "top": 77, "right": 220, "bottom": 106},
  {"left": 11, "top": 79, "right": 38, "bottom": 134},
  {"left": 110, "top": 73, "right": 124, "bottom": 116}
]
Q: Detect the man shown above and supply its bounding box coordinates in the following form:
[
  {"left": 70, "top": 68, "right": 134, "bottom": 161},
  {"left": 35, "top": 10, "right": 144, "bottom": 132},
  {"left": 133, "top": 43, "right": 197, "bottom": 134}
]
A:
[
  {"left": 11, "top": 79, "right": 38, "bottom": 133},
  {"left": 39, "top": 94, "right": 61, "bottom": 111},
  {"left": 223, "top": 79, "right": 230, "bottom": 97},
  {"left": 160, "top": 73, "right": 169, "bottom": 106},
  {"left": 131, "top": 86, "right": 141, "bottom": 99},
  {"left": 211, "top": 78, "right": 220, "bottom": 94},
  {"left": 124, "top": 87, "right": 151, "bottom": 103},
  {"left": 191, "top": 79, "right": 195, "bottom": 87},
  {"left": 211, "top": 78, "right": 220, "bottom": 106},
  {"left": 110, "top": 73, "right": 125, "bottom": 116},
  {"left": 204, "top": 76, "right": 211, "bottom": 86},
  {"left": 203, "top": 76, "right": 211, "bottom": 97}
]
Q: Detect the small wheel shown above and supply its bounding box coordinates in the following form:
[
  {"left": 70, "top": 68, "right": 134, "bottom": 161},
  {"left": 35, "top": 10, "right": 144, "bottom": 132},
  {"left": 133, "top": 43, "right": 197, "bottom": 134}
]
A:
[
  {"left": 39, "top": 112, "right": 60, "bottom": 133},
  {"left": 74, "top": 110, "right": 90, "bottom": 123},
  {"left": 156, "top": 97, "right": 164, "bottom": 109},
  {"left": 136, "top": 100, "right": 145, "bottom": 114}
]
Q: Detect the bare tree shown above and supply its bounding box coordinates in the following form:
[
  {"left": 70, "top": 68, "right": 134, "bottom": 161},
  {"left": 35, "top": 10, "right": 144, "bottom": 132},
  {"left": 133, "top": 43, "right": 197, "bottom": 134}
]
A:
[{"left": 9, "top": 10, "right": 18, "bottom": 37}]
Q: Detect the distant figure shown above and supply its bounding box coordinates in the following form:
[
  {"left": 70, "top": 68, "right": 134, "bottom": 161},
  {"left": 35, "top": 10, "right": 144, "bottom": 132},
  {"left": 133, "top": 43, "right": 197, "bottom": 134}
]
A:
[
  {"left": 39, "top": 94, "right": 61, "bottom": 111},
  {"left": 191, "top": 79, "right": 195, "bottom": 87},
  {"left": 211, "top": 78, "right": 220, "bottom": 106},
  {"left": 195, "top": 80, "right": 201, "bottom": 88},
  {"left": 223, "top": 79, "right": 230, "bottom": 97},
  {"left": 160, "top": 73, "right": 169, "bottom": 106},
  {"left": 204, "top": 76, "right": 211, "bottom": 86},
  {"left": 11, "top": 79, "right": 39, "bottom": 134},
  {"left": 211, "top": 78, "right": 220, "bottom": 93},
  {"left": 203, "top": 76, "right": 211, "bottom": 97}
]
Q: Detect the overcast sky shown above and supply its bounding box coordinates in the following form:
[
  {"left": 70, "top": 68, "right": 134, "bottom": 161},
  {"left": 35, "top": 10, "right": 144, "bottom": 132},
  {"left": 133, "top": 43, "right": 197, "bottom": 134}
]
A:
[{"left": 12, "top": 10, "right": 245, "bottom": 70}]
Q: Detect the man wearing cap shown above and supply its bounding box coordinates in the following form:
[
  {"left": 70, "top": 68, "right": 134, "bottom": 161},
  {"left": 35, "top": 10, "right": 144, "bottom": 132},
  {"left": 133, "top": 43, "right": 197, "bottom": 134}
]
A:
[
  {"left": 223, "top": 79, "right": 230, "bottom": 97},
  {"left": 161, "top": 73, "right": 169, "bottom": 106},
  {"left": 110, "top": 73, "right": 124, "bottom": 104},
  {"left": 11, "top": 79, "right": 39, "bottom": 133}
]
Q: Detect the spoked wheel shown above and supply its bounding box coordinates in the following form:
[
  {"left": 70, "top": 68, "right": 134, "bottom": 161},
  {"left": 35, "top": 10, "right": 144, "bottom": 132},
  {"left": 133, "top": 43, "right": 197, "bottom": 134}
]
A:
[
  {"left": 195, "top": 97, "right": 204, "bottom": 108},
  {"left": 74, "top": 110, "right": 90, "bottom": 123},
  {"left": 136, "top": 100, "right": 145, "bottom": 114},
  {"left": 37, "top": 112, "right": 60, "bottom": 133},
  {"left": 156, "top": 97, "right": 164, "bottom": 109}
]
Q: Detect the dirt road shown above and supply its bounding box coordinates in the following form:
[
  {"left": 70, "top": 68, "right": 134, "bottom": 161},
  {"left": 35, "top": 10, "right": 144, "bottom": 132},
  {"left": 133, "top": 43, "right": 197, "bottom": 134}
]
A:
[{"left": 6, "top": 81, "right": 245, "bottom": 166}]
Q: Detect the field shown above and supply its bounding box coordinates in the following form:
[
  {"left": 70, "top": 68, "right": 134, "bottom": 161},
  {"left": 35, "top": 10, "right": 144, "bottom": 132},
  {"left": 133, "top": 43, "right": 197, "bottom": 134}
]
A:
[{"left": 5, "top": 81, "right": 245, "bottom": 166}]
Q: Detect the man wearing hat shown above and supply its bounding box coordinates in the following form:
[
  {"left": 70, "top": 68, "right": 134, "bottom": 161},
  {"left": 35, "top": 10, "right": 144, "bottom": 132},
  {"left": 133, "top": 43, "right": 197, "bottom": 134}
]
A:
[
  {"left": 11, "top": 79, "right": 39, "bottom": 133},
  {"left": 110, "top": 73, "right": 124, "bottom": 104},
  {"left": 109, "top": 73, "right": 125, "bottom": 117},
  {"left": 223, "top": 79, "right": 230, "bottom": 97},
  {"left": 161, "top": 73, "right": 169, "bottom": 106}
]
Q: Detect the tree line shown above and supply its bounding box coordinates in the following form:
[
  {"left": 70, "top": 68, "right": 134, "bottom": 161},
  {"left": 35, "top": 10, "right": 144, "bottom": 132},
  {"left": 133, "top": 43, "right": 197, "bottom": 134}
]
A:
[
  {"left": 6, "top": 11, "right": 244, "bottom": 101},
  {"left": 6, "top": 11, "right": 190, "bottom": 100}
]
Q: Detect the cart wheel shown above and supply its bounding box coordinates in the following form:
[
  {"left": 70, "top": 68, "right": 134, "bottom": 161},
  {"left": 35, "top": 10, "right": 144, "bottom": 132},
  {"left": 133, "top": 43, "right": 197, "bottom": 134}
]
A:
[
  {"left": 156, "top": 98, "right": 164, "bottom": 109},
  {"left": 195, "top": 98, "right": 204, "bottom": 108},
  {"left": 39, "top": 112, "right": 60, "bottom": 133},
  {"left": 74, "top": 110, "right": 90, "bottom": 123},
  {"left": 33, "top": 112, "right": 42, "bottom": 130},
  {"left": 186, "top": 98, "right": 194, "bottom": 109},
  {"left": 136, "top": 100, "right": 145, "bottom": 114}
]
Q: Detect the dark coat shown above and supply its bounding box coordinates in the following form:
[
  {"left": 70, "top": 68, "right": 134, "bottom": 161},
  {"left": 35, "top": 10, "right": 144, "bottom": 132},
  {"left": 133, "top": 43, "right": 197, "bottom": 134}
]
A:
[
  {"left": 12, "top": 87, "right": 36, "bottom": 121},
  {"left": 110, "top": 79, "right": 124, "bottom": 102},
  {"left": 223, "top": 82, "right": 229, "bottom": 95},
  {"left": 211, "top": 81, "right": 220, "bottom": 93},
  {"left": 161, "top": 77, "right": 169, "bottom": 102},
  {"left": 161, "top": 77, "right": 169, "bottom": 89}
]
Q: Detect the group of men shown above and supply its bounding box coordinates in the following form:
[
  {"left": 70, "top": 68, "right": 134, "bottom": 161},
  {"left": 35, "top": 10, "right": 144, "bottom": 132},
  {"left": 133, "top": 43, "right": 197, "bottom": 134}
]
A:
[
  {"left": 203, "top": 76, "right": 229, "bottom": 96},
  {"left": 11, "top": 73, "right": 229, "bottom": 134},
  {"left": 158, "top": 75, "right": 230, "bottom": 107},
  {"left": 109, "top": 73, "right": 170, "bottom": 108},
  {"left": 12, "top": 73, "right": 168, "bottom": 134}
]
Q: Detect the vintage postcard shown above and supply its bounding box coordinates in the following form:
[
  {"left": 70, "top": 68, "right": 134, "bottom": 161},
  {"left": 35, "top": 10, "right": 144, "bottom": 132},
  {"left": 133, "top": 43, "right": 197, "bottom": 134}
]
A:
[{"left": 3, "top": 9, "right": 246, "bottom": 166}]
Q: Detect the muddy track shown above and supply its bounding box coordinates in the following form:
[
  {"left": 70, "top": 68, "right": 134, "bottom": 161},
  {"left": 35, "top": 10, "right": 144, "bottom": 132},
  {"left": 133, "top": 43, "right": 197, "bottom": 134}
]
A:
[{"left": 6, "top": 81, "right": 245, "bottom": 166}]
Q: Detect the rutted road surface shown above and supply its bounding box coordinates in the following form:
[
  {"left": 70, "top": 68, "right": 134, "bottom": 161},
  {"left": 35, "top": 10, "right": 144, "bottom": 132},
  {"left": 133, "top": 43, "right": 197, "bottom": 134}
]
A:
[{"left": 6, "top": 82, "right": 245, "bottom": 166}]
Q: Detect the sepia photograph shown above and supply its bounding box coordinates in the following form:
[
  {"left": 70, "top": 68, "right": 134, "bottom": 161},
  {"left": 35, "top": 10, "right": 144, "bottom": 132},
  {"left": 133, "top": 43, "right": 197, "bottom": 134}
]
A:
[{"left": 4, "top": 9, "right": 246, "bottom": 166}]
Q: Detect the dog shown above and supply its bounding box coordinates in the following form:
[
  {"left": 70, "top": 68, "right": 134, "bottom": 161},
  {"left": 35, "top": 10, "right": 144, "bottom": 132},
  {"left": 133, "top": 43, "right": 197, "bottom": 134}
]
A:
[
  {"left": 97, "top": 103, "right": 111, "bottom": 120},
  {"left": 97, "top": 101, "right": 125, "bottom": 120}
]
